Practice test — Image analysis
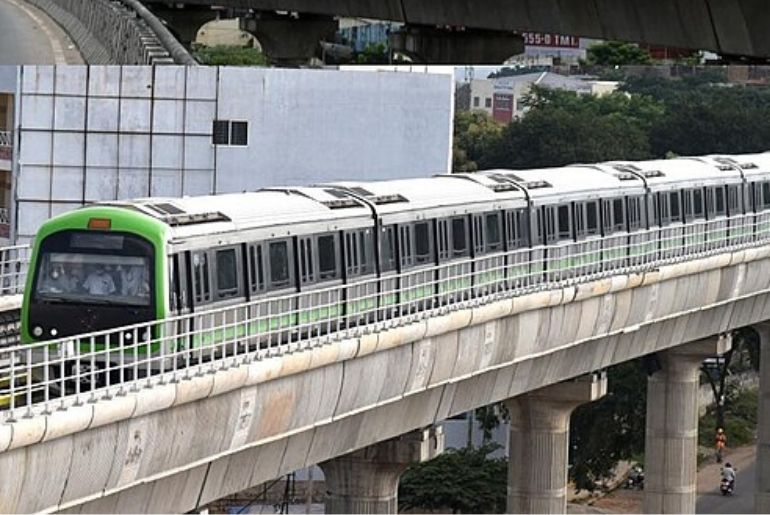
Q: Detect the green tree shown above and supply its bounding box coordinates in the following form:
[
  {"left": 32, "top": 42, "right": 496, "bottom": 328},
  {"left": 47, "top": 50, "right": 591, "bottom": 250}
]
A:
[
  {"left": 191, "top": 45, "right": 267, "bottom": 66},
  {"left": 480, "top": 87, "right": 663, "bottom": 169},
  {"left": 452, "top": 111, "right": 503, "bottom": 173},
  {"left": 398, "top": 444, "right": 507, "bottom": 513},
  {"left": 356, "top": 43, "right": 390, "bottom": 64},
  {"left": 568, "top": 360, "right": 648, "bottom": 491},
  {"left": 585, "top": 41, "right": 653, "bottom": 66}
]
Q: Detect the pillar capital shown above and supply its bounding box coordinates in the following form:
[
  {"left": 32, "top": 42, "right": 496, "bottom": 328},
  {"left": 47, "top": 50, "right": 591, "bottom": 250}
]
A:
[{"left": 318, "top": 427, "right": 443, "bottom": 514}]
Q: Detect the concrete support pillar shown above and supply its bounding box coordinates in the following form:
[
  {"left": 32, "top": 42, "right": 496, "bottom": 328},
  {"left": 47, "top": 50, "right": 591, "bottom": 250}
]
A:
[
  {"left": 389, "top": 25, "right": 524, "bottom": 64},
  {"left": 240, "top": 12, "right": 336, "bottom": 64},
  {"left": 147, "top": 5, "right": 220, "bottom": 46},
  {"left": 755, "top": 323, "right": 770, "bottom": 512},
  {"left": 644, "top": 335, "right": 732, "bottom": 514},
  {"left": 505, "top": 373, "right": 608, "bottom": 514},
  {"left": 318, "top": 427, "right": 443, "bottom": 514}
]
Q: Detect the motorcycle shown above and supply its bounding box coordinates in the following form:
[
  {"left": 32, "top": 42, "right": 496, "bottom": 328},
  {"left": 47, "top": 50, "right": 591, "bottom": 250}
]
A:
[
  {"left": 625, "top": 466, "right": 645, "bottom": 490},
  {"left": 720, "top": 477, "right": 734, "bottom": 496}
]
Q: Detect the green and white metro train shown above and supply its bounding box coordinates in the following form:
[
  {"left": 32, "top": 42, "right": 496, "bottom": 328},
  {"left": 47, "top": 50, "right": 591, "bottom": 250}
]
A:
[{"left": 22, "top": 153, "right": 770, "bottom": 356}]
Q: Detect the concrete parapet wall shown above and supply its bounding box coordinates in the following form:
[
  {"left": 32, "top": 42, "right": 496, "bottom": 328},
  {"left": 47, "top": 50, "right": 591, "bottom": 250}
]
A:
[
  {"left": 4, "top": 248, "right": 770, "bottom": 511},
  {"left": 23, "top": 0, "right": 183, "bottom": 64}
]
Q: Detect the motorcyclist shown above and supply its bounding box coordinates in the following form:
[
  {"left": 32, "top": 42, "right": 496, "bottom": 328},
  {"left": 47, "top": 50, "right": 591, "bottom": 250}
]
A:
[{"left": 722, "top": 462, "right": 736, "bottom": 491}]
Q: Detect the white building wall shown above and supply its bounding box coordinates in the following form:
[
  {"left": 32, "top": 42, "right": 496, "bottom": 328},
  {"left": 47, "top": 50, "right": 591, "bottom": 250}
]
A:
[{"left": 13, "top": 65, "right": 453, "bottom": 242}]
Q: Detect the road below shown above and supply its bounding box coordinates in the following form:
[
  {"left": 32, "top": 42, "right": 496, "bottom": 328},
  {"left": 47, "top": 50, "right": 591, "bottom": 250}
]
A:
[
  {"left": 0, "top": 0, "right": 82, "bottom": 64},
  {"left": 697, "top": 444, "right": 756, "bottom": 514}
]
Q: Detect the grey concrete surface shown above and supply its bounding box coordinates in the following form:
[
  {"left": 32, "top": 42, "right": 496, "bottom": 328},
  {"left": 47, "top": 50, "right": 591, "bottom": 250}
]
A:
[
  {"left": 141, "top": 0, "right": 770, "bottom": 58},
  {"left": 644, "top": 338, "right": 732, "bottom": 514},
  {"left": 506, "top": 374, "right": 608, "bottom": 514},
  {"left": 0, "top": 0, "right": 81, "bottom": 64},
  {"left": 5, "top": 249, "right": 770, "bottom": 512},
  {"left": 318, "top": 428, "right": 443, "bottom": 514},
  {"left": 754, "top": 322, "right": 770, "bottom": 512}
]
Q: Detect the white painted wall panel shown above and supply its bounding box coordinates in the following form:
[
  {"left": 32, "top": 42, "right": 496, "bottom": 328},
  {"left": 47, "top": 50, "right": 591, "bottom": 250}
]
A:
[
  {"left": 85, "top": 167, "right": 118, "bottom": 201},
  {"left": 21, "top": 66, "right": 53, "bottom": 95},
  {"left": 20, "top": 95, "right": 53, "bottom": 130},
  {"left": 13, "top": 65, "right": 452, "bottom": 241},
  {"left": 87, "top": 66, "right": 121, "bottom": 97},
  {"left": 53, "top": 96, "right": 85, "bottom": 131},
  {"left": 154, "top": 67, "right": 187, "bottom": 99},
  {"left": 51, "top": 133, "right": 83, "bottom": 167},
  {"left": 86, "top": 134, "right": 118, "bottom": 167},
  {"left": 18, "top": 132, "right": 51, "bottom": 164},
  {"left": 87, "top": 98, "right": 119, "bottom": 131},
  {"left": 54, "top": 67, "right": 86, "bottom": 96},
  {"left": 51, "top": 167, "right": 83, "bottom": 201},
  {"left": 152, "top": 100, "right": 184, "bottom": 134},
  {"left": 119, "top": 99, "right": 151, "bottom": 133}
]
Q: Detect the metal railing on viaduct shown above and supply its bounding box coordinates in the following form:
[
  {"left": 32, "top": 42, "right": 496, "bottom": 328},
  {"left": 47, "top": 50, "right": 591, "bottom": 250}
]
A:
[
  {"left": 1, "top": 213, "right": 769, "bottom": 418},
  {"left": 3, "top": 213, "right": 770, "bottom": 513},
  {"left": 21, "top": 0, "right": 196, "bottom": 64}
]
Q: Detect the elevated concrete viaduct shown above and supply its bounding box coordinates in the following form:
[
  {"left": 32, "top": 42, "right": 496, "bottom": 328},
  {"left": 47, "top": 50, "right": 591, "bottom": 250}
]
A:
[
  {"left": 5, "top": 243, "right": 770, "bottom": 513},
  {"left": 143, "top": 0, "right": 770, "bottom": 62}
]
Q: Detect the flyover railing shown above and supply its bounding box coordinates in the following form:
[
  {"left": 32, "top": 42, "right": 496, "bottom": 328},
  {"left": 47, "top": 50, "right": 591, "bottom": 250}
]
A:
[
  {"left": 0, "top": 244, "right": 29, "bottom": 296},
  {"left": 1, "top": 214, "right": 769, "bottom": 421}
]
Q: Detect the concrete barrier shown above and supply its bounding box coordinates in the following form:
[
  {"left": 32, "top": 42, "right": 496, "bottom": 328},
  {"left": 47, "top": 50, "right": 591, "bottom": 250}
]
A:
[{"left": 23, "top": 0, "right": 194, "bottom": 64}]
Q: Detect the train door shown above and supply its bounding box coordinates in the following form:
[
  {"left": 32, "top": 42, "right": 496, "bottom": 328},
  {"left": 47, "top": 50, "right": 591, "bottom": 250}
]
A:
[
  {"left": 705, "top": 185, "right": 729, "bottom": 251},
  {"left": 296, "top": 233, "right": 343, "bottom": 338},
  {"left": 472, "top": 212, "right": 505, "bottom": 297},
  {"left": 601, "top": 197, "right": 627, "bottom": 273},
  {"left": 573, "top": 200, "right": 601, "bottom": 277},
  {"left": 542, "top": 203, "right": 573, "bottom": 282},
  {"left": 726, "top": 183, "right": 748, "bottom": 246},
  {"left": 683, "top": 188, "right": 707, "bottom": 254},
  {"left": 343, "top": 227, "right": 377, "bottom": 327}
]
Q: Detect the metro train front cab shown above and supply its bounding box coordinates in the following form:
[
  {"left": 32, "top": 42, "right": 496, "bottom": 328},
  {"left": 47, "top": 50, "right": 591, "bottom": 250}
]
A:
[{"left": 22, "top": 206, "right": 168, "bottom": 345}]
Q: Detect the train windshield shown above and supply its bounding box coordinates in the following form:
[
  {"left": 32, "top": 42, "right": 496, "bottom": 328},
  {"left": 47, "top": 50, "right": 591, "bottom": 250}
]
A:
[{"left": 33, "top": 231, "right": 153, "bottom": 307}]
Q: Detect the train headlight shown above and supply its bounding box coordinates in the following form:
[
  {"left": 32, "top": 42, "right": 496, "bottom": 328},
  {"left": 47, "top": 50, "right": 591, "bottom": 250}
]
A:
[
  {"left": 50, "top": 328, "right": 58, "bottom": 337},
  {"left": 32, "top": 326, "right": 43, "bottom": 337},
  {"left": 124, "top": 332, "right": 132, "bottom": 341}
]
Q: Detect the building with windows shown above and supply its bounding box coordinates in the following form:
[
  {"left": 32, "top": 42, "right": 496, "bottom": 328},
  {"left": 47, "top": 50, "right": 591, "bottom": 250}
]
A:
[
  {"left": 3, "top": 65, "right": 453, "bottom": 243},
  {"left": 457, "top": 71, "right": 619, "bottom": 123}
]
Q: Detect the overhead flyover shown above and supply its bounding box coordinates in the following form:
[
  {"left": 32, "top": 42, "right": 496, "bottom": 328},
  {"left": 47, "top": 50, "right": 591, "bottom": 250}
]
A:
[{"left": 142, "top": 0, "right": 770, "bottom": 61}]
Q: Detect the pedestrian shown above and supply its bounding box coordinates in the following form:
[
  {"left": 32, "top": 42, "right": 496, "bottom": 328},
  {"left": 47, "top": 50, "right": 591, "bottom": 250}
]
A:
[{"left": 715, "top": 427, "right": 727, "bottom": 463}]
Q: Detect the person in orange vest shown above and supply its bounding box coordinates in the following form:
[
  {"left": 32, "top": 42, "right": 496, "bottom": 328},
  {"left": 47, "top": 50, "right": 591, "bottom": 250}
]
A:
[{"left": 715, "top": 427, "right": 727, "bottom": 463}]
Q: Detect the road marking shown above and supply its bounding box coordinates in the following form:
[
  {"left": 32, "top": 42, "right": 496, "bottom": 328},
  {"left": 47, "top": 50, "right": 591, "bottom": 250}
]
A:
[{"left": 2, "top": 0, "right": 69, "bottom": 64}]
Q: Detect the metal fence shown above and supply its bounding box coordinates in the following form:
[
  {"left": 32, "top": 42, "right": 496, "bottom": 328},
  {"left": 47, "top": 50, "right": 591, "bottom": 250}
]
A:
[
  {"left": 0, "top": 244, "right": 29, "bottom": 296},
  {"left": 1, "top": 215, "right": 770, "bottom": 421}
]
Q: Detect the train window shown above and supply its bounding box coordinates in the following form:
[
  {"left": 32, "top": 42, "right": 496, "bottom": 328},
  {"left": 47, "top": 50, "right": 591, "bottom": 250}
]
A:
[
  {"left": 169, "top": 256, "right": 178, "bottom": 312},
  {"left": 692, "top": 188, "right": 704, "bottom": 218},
  {"left": 557, "top": 205, "right": 571, "bottom": 239},
  {"left": 669, "top": 191, "right": 681, "bottom": 221},
  {"left": 268, "top": 240, "right": 291, "bottom": 289},
  {"left": 215, "top": 248, "right": 239, "bottom": 298},
  {"left": 727, "top": 185, "right": 741, "bottom": 215},
  {"left": 248, "top": 244, "right": 265, "bottom": 293},
  {"left": 414, "top": 221, "right": 433, "bottom": 264},
  {"left": 451, "top": 216, "right": 469, "bottom": 258},
  {"left": 380, "top": 225, "right": 396, "bottom": 272},
  {"left": 714, "top": 187, "right": 726, "bottom": 216},
  {"left": 318, "top": 234, "right": 338, "bottom": 280},
  {"left": 485, "top": 213, "right": 502, "bottom": 252},
  {"left": 192, "top": 251, "right": 211, "bottom": 304},
  {"left": 602, "top": 198, "right": 625, "bottom": 233},
  {"left": 586, "top": 202, "right": 599, "bottom": 235},
  {"left": 543, "top": 206, "right": 557, "bottom": 244},
  {"left": 627, "top": 196, "right": 645, "bottom": 231},
  {"left": 763, "top": 182, "right": 770, "bottom": 208}
]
